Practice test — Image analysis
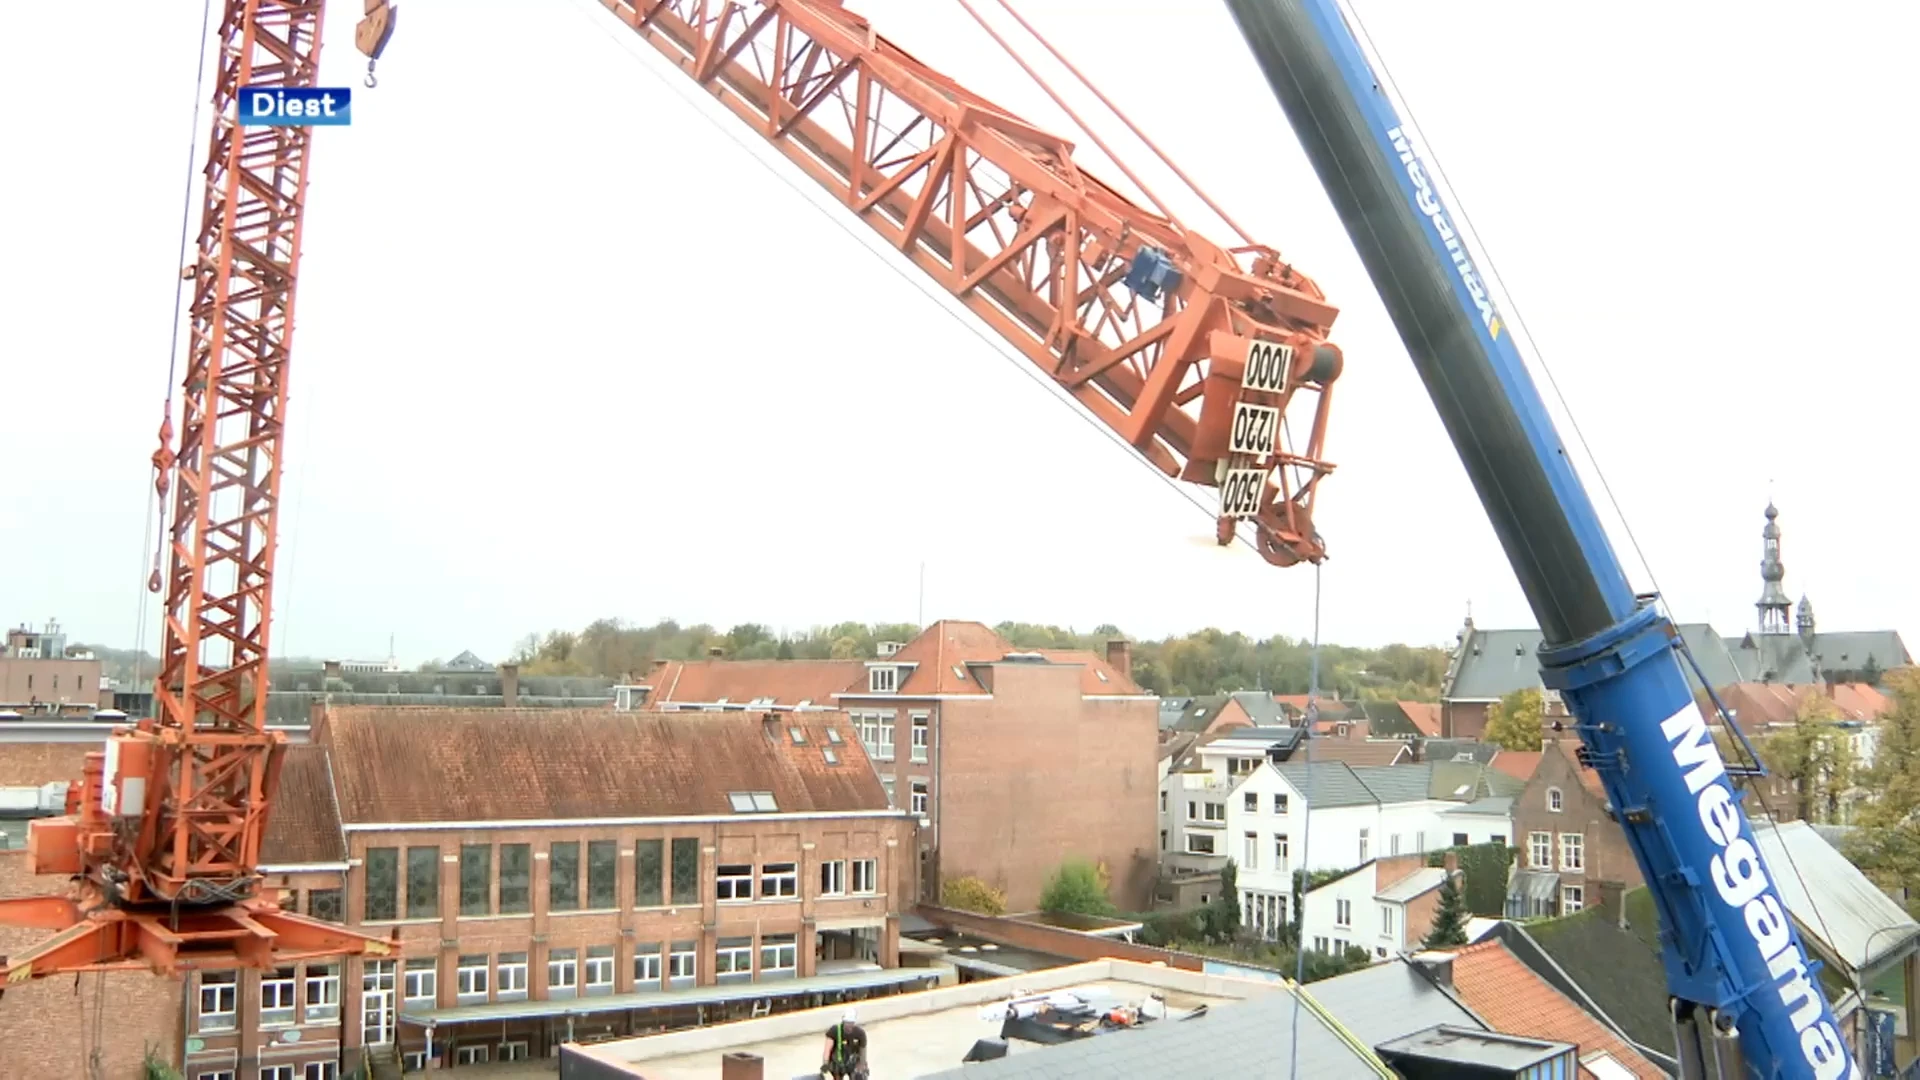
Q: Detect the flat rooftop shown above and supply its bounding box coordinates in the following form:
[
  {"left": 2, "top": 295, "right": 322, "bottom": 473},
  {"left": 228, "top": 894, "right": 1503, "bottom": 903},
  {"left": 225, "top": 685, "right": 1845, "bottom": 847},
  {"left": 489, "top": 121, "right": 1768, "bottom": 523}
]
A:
[{"left": 564, "top": 960, "right": 1278, "bottom": 1079}]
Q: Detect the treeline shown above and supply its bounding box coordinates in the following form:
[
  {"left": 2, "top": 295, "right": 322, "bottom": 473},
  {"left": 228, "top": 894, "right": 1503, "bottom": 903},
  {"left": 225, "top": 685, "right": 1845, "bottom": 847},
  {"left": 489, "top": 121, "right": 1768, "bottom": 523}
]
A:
[{"left": 507, "top": 618, "right": 1452, "bottom": 701}]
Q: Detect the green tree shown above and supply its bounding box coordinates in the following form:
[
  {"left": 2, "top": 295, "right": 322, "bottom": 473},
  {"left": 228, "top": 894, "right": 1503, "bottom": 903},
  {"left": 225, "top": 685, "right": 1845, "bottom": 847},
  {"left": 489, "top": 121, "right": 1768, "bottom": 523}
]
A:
[
  {"left": 1484, "top": 688, "right": 1545, "bottom": 751},
  {"left": 1860, "top": 668, "right": 1920, "bottom": 828},
  {"left": 1203, "top": 860, "right": 1242, "bottom": 942},
  {"left": 1039, "top": 857, "right": 1115, "bottom": 917},
  {"left": 1756, "top": 693, "right": 1858, "bottom": 823},
  {"left": 1422, "top": 874, "right": 1470, "bottom": 948},
  {"left": 940, "top": 875, "right": 1007, "bottom": 916}
]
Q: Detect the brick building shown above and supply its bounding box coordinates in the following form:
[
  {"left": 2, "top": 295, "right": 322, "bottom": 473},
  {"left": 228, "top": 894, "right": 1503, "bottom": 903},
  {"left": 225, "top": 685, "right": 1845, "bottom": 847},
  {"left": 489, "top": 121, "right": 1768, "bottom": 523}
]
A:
[
  {"left": 1507, "top": 739, "right": 1642, "bottom": 919},
  {"left": 2, "top": 705, "right": 925, "bottom": 1077},
  {"left": 643, "top": 620, "right": 1160, "bottom": 912},
  {"left": 0, "top": 620, "right": 110, "bottom": 716}
]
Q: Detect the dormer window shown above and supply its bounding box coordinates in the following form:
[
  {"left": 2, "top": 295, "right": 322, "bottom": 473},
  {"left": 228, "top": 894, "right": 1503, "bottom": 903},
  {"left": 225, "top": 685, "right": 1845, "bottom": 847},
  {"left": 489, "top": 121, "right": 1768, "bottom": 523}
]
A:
[
  {"left": 869, "top": 666, "right": 898, "bottom": 694},
  {"left": 1548, "top": 787, "right": 1563, "bottom": 813}
]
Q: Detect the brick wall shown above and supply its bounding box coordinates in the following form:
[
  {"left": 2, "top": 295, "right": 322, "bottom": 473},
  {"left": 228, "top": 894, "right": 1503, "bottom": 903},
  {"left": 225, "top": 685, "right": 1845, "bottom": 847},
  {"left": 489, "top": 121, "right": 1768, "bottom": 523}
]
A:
[
  {"left": 0, "top": 739, "right": 92, "bottom": 786},
  {"left": 1513, "top": 741, "right": 1642, "bottom": 910},
  {"left": 0, "top": 851, "right": 184, "bottom": 1080},
  {"left": 915, "top": 905, "right": 1204, "bottom": 971},
  {"left": 1442, "top": 700, "right": 1491, "bottom": 740},
  {"left": 934, "top": 665, "right": 1158, "bottom": 911}
]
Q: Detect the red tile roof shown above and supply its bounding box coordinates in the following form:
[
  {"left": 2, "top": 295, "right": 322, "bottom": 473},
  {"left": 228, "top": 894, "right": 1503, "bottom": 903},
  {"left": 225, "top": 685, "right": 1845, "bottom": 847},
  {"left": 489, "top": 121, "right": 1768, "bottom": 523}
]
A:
[
  {"left": 833, "top": 621, "right": 1142, "bottom": 697},
  {"left": 1399, "top": 701, "right": 1443, "bottom": 737},
  {"left": 1449, "top": 940, "right": 1666, "bottom": 1079},
  {"left": 647, "top": 659, "right": 862, "bottom": 707},
  {"left": 1489, "top": 750, "right": 1543, "bottom": 782},
  {"left": 1706, "top": 681, "right": 1893, "bottom": 728},
  {"left": 1035, "top": 649, "right": 1143, "bottom": 695},
  {"left": 321, "top": 706, "right": 891, "bottom": 825},
  {"left": 261, "top": 746, "right": 347, "bottom": 865}
]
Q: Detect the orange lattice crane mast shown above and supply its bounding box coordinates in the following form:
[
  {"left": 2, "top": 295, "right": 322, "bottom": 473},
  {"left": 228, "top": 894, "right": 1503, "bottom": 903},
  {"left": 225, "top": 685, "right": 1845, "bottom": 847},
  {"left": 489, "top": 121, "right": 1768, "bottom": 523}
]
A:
[
  {"left": 0, "top": 0, "right": 1342, "bottom": 986},
  {"left": 0, "top": 0, "right": 399, "bottom": 987}
]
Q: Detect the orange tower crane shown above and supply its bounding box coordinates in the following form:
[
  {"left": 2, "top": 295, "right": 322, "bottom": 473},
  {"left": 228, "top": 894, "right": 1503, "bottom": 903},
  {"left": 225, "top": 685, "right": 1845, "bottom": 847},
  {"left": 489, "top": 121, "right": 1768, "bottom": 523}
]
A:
[{"left": 0, "top": 0, "right": 1340, "bottom": 985}]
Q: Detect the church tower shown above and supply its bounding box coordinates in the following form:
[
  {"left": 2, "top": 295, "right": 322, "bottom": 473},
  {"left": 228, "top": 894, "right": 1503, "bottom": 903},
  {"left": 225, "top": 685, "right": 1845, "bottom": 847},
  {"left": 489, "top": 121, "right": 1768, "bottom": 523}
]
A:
[{"left": 1756, "top": 502, "right": 1792, "bottom": 635}]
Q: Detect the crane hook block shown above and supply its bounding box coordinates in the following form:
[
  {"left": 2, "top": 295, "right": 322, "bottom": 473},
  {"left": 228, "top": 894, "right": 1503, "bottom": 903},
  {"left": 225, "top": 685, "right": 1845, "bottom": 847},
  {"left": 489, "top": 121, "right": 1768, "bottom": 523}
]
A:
[
  {"left": 356, "top": 2, "right": 396, "bottom": 65},
  {"left": 1123, "top": 246, "right": 1182, "bottom": 304}
]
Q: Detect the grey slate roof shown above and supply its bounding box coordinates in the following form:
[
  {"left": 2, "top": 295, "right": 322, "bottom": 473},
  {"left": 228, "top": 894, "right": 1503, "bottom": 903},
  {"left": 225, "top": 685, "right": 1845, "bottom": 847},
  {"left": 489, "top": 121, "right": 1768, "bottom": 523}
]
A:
[
  {"left": 1275, "top": 762, "right": 1517, "bottom": 809},
  {"left": 1304, "top": 957, "right": 1486, "bottom": 1047},
  {"left": 1421, "top": 738, "right": 1499, "bottom": 765},
  {"left": 1351, "top": 764, "right": 1434, "bottom": 804},
  {"left": 1507, "top": 907, "right": 1676, "bottom": 1062},
  {"left": 1170, "top": 690, "right": 1289, "bottom": 733},
  {"left": 1274, "top": 761, "right": 1378, "bottom": 808},
  {"left": 1157, "top": 697, "right": 1192, "bottom": 731},
  {"left": 1447, "top": 623, "right": 1910, "bottom": 701},
  {"left": 1359, "top": 700, "right": 1423, "bottom": 738},
  {"left": 917, "top": 984, "right": 1393, "bottom": 1079},
  {"left": 1442, "top": 795, "right": 1515, "bottom": 818}
]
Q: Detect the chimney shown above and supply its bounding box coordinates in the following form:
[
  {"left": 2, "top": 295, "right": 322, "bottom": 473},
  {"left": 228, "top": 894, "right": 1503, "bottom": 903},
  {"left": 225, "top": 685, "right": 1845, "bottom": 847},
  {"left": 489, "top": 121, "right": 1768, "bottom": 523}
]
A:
[
  {"left": 1106, "top": 638, "right": 1133, "bottom": 680},
  {"left": 720, "top": 1052, "right": 764, "bottom": 1080},
  {"left": 322, "top": 660, "right": 342, "bottom": 680},
  {"left": 500, "top": 663, "right": 520, "bottom": 708},
  {"left": 1597, "top": 880, "right": 1626, "bottom": 928},
  {"left": 1410, "top": 950, "right": 1454, "bottom": 989}
]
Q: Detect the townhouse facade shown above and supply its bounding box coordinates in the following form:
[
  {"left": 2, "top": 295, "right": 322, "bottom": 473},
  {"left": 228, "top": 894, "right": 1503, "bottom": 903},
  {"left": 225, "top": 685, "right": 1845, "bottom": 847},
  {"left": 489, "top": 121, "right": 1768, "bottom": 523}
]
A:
[
  {"left": 1507, "top": 739, "right": 1641, "bottom": 918},
  {"left": 1158, "top": 757, "right": 1516, "bottom": 938},
  {"left": 1299, "top": 851, "right": 1458, "bottom": 961},
  {"left": 643, "top": 620, "right": 1160, "bottom": 912}
]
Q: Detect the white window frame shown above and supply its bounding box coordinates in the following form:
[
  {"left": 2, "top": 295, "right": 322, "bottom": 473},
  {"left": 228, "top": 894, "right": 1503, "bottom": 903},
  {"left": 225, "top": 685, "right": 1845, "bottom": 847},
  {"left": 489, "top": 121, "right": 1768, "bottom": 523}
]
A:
[
  {"left": 499, "top": 1041, "right": 529, "bottom": 1062},
  {"left": 547, "top": 950, "right": 578, "bottom": 993},
  {"left": 1244, "top": 791, "right": 1259, "bottom": 813},
  {"left": 760, "top": 935, "right": 798, "bottom": 976},
  {"left": 1275, "top": 834, "right": 1288, "bottom": 868},
  {"left": 198, "top": 971, "right": 238, "bottom": 1033},
  {"left": 455, "top": 1046, "right": 489, "bottom": 1066},
  {"left": 850, "top": 858, "right": 878, "bottom": 895},
  {"left": 303, "top": 1065, "right": 338, "bottom": 1080},
  {"left": 1335, "top": 899, "right": 1352, "bottom": 927},
  {"left": 910, "top": 713, "right": 930, "bottom": 763},
  {"left": 1358, "top": 828, "right": 1370, "bottom": 863},
  {"left": 260, "top": 1067, "right": 295, "bottom": 1080},
  {"left": 910, "top": 780, "right": 929, "bottom": 816},
  {"left": 1185, "top": 832, "right": 1216, "bottom": 855},
  {"left": 1243, "top": 832, "right": 1259, "bottom": 870},
  {"left": 715, "top": 941, "right": 753, "bottom": 978},
  {"left": 868, "top": 666, "right": 898, "bottom": 693},
  {"left": 1560, "top": 832, "right": 1585, "bottom": 873},
  {"left": 669, "top": 944, "right": 697, "bottom": 983},
  {"left": 303, "top": 964, "right": 341, "bottom": 1023},
  {"left": 760, "top": 862, "right": 799, "bottom": 900},
  {"left": 497, "top": 954, "right": 529, "bottom": 997},
  {"left": 633, "top": 947, "right": 662, "bottom": 987},
  {"left": 1562, "top": 884, "right": 1585, "bottom": 913},
  {"left": 1203, "top": 801, "right": 1226, "bottom": 823},
  {"left": 584, "top": 948, "right": 614, "bottom": 994},
  {"left": 716, "top": 863, "right": 754, "bottom": 902},
  {"left": 854, "top": 711, "right": 896, "bottom": 761},
  {"left": 401, "top": 1056, "right": 427, "bottom": 1074},
  {"left": 403, "top": 961, "right": 436, "bottom": 1005},
  {"left": 455, "top": 957, "right": 489, "bottom": 1001},
  {"left": 1274, "top": 793, "right": 1289, "bottom": 814},
  {"left": 1548, "top": 786, "right": 1564, "bottom": 813},
  {"left": 820, "top": 859, "right": 846, "bottom": 897},
  {"left": 194, "top": 1072, "right": 235, "bottom": 1080},
  {"left": 1529, "top": 831, "right": 1552, "bottom": 870},
  {"left": 1380, "top": 904, "right": 1395, "bottom": 937},
  {"left": 260, "top": 968, "right": 297, "bottom": 1027}
]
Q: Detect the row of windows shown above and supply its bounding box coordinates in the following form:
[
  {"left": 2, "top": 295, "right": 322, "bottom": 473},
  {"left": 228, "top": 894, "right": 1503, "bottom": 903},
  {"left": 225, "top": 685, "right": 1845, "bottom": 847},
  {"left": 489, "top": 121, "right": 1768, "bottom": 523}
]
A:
[
  {"left": 719, "top": 858, "right": 878, "bottom": 902},
  {"left": 363, "top": 837, "right": 704, "bottom": 921},
  {"left": 445, "top": 935, "right": 799, "bottom": 1005},
  {"left": 1527, "top": 831, "right": 1585, "bottom": 872},
  {"left": 849, "top": 709, "right": 930, "bottom": 764},
  {"left": 198, "top": 965, "right": 340, "bottom": 1032},
  {"left": 192, "top": 1066, "right": 335, "bottom": 1080},
  {"left": 1329, "top": 897, "right": 1396, "bottom": 937}
]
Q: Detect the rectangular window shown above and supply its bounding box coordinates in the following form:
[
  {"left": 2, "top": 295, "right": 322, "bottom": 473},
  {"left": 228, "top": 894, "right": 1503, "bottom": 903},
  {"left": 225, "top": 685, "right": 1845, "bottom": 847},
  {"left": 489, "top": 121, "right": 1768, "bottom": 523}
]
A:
[
  {"left": 1275, "top": 834, "right": 1289, "bottom": 867},
  {"left": 1390, "top": 833, "right": 1402, "bottom": 856},
  {"left": 261, "top": 1067, "right": 295, "bottom": 1080},
  {"left": 717, "top": 864, "right": 754, "bottom": 902},
  {"left": 854, "top": 711, "right": 896, "bottom": 760},
  {"left": 581, "top": 945, "right": 613, "bottom": 996},
  {"left": 910, "top": 780, "right": 929, "bottom": 816},
  {"left": 1380, "top": 904, "right": 1395, "bottom": 936},
  {"left": 549, "top": 841, "right": 580, "bottom": 912},
  {"left": 304, "top": 964, "right": 340, "bottom": 1023},
  {"left": 670, "top": 838, "right": 700, "bottom": 905},
  {"left": 455, "top": 1047, "right": 488, "bottom": 1066},
  {"left": 715, "top": 937, "right": 754, "bottom": 983},
  {"left": 1203, "top": 802, "right": 1226, "bottom": 822},
  {"left": 880, "top": 775, "right": 896, "bottom": 807},
  {"left": 1560, "top": 833, "right": 1585, "bottom": 872},
  {"left": 1562, "top": 885, "right": 1585, "bottom": 914},
  {"left": 405, "top": 847, "right": 439, "bottom": 920},
  {"left": 760, "top": 934, "right": 797, "bottom": 979},
  {"left": 403, "top": 958, "right": 436, "bottom": 1005},
  {"left": 1274, "top": 794, "right": 1289, "bottom": 814},
  {"left": 547, "top": 948, "right": 578, "bottom": 998},
  {"left": 496, "top": 952, "right": 529, "bottom": 1000},
  {"left": 868, "top": 666, "right": 897, "bottom": 693},
  {"left": 498, "top": 843, "right": 531, "bottom": 914},
  {"left": 198, "top": 971, "right": 238, "bottom": 1032},
  {"left": 587, "top": 840, "right": 618, "bottom": 908},
  {"left": 1160, "top": 791, "right": 1167, "bottom": 813},
  {"left": 363, "top": 847, "right": 399, "bottom": 922},
  {"left": 633, "top": 945, "right": 662, "bottom": 990},
  {"left": 303, "top": 1064, "right": 338, "bottom": 1080},
  {"left": 459, "top": 844, "right": 492, "bottom": 916},
  {"left": 1244, "top": 791, "right": 1259, "bottom": 813},
  {"left": 1529, "top": 832, "right": 1552, "bottom": 870},
  {"left": 308, "top": 888, "right": 343, "bottom": 923},
  {"left": 850, "top": 858, "right": 878, "bottom": 894},
  {"left": 820, "top": 859, "right": 846, "bottom": 896},
  {"left": 1452, "top": 832, "right": 1469, "bottom": 847},
  {"left": 668, "top": 941, "right": 696, "bottom": 988},
  {"left": 634, "top": 839, "right": 664, "bottom": 907},
  {"left": 1358, "top": 828, "right": 1370, "bottom": 863},
  {"left": 1186, "top": 833, "right": 1216, "bottom": 855},
  {"left": 1243, "top": 832, "right": 1259, "bottom": 869},
  {"left": 910, "top": 713, "right": 929, "bottom": 763},
  {"left": 260, "top": 967, "right": 297, "bottom": 1026},
  {"left": 760, "top": 862, "right": 798, "bottom": 899},
  {"left": 455, "top": 955, "right": 489, "bottom": 1001},
  {"left": 1335, "top": 899, "right": 1352, "bottom": 927}
]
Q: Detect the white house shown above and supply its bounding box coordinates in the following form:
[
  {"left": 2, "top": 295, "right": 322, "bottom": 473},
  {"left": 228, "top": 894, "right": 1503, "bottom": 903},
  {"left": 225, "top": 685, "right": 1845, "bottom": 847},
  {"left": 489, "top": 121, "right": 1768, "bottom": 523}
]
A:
[
  {"left": 1298, "top": 853, "right": 1459, "bottom": 962},
  {"left": 1158, "top": 748, "right": 1519, "bottom": 940}
]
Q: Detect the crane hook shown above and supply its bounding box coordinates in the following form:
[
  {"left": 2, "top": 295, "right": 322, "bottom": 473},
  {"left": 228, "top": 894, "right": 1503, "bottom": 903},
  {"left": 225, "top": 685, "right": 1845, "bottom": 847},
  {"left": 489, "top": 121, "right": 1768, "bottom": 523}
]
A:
[{"left": 364, "top": 60, "right": 378, "bottom": 89}]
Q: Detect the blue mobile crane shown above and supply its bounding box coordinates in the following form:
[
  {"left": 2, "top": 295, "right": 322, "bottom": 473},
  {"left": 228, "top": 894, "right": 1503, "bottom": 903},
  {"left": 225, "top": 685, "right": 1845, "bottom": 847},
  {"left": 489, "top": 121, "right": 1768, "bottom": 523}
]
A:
[{"left": 1222, "top": 3, "right": 1860, "bottom": 1078}]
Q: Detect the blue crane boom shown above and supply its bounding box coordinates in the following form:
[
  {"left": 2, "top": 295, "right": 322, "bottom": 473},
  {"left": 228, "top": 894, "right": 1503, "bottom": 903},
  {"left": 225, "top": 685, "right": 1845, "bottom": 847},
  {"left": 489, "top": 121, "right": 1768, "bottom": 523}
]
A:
[{"left": 1221, "top": 2, "right": 1858, "bottom": 1077}]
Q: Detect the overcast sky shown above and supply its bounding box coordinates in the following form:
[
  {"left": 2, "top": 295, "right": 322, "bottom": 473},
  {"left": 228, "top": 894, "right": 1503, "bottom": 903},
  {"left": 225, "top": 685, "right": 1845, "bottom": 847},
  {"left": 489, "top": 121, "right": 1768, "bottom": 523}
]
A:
[{"left": 3, "top": 1, "right": 1913, "bottom": 665}]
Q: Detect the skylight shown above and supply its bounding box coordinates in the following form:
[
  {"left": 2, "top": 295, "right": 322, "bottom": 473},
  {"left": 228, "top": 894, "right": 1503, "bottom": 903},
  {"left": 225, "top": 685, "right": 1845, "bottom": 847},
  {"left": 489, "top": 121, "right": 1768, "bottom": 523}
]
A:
[
  {"left": 823, "top": 747, "right": 839, "bottom": 765},
  {"left": 789, "top": 727, "right": 807, "bottom": 745},
  {"left": 826, "top": 728, "right": 843, "bottom": 744},
  {"left": 1096, "top": 670, "right": 1109, "bottom": 682},
  {"left": 951, "top": 665, "right": 967, "bottom": 680},
  {"left": 727, "top": 791, "right": 779, "bottom": 813}
]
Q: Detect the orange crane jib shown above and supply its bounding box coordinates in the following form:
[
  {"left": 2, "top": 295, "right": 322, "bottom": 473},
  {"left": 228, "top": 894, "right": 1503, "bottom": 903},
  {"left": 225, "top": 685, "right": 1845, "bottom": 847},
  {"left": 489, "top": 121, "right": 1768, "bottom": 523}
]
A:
[{"left": 0, "top": 0, "right": 1340, "bottom": 984}]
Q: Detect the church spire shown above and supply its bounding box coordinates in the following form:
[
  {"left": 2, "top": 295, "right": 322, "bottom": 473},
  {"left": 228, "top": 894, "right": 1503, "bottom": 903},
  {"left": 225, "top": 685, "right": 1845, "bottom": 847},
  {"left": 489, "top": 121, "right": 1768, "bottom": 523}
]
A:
[{"left": 1756, "top": 502, "right": 1792, "bottom": 634}]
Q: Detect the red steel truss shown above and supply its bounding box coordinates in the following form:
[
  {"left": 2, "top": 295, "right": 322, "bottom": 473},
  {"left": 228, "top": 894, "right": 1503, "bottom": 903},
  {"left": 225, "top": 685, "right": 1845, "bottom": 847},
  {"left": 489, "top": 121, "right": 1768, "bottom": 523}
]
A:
[
  {"left": 603, "top": 0, "right": 1345, "bottom": 565},
  {"left": 0, "top": 0, "right": 395, "bottom": 984}
]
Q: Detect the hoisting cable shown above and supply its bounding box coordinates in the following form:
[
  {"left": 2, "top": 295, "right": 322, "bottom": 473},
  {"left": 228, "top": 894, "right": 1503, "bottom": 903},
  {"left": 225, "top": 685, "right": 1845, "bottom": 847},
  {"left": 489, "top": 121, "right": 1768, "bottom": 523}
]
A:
[
  {"left": 1290, "top": 559, "right": 1321, "bottom": 1080},
  {"left": 560, "top": 0, "right": 1276, "bottom": 558},
  {"left": 1338, "top": 0, "right": 1844, "bottom": 975}
]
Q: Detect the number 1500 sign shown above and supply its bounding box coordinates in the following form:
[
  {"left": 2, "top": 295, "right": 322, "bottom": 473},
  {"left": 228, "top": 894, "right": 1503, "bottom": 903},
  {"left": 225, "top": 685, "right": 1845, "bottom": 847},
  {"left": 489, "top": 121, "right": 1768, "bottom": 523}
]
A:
[{"left": 1220, "top": 468, "right": 1267, "bottom": 519}]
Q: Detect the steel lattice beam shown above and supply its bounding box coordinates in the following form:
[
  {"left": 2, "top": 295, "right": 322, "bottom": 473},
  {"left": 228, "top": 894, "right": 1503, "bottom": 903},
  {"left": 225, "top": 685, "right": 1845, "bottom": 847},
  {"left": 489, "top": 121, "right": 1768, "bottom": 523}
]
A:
[{"left": 604, "top": 0, "right": 1345, "bottom": 565}]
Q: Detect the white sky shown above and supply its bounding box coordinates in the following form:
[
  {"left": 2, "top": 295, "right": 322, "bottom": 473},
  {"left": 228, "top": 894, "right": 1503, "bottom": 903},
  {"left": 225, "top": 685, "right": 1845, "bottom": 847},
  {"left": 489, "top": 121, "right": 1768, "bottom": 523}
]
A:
[{"left": 3, "top": 1, "right": 1914, "bottom": 665}]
